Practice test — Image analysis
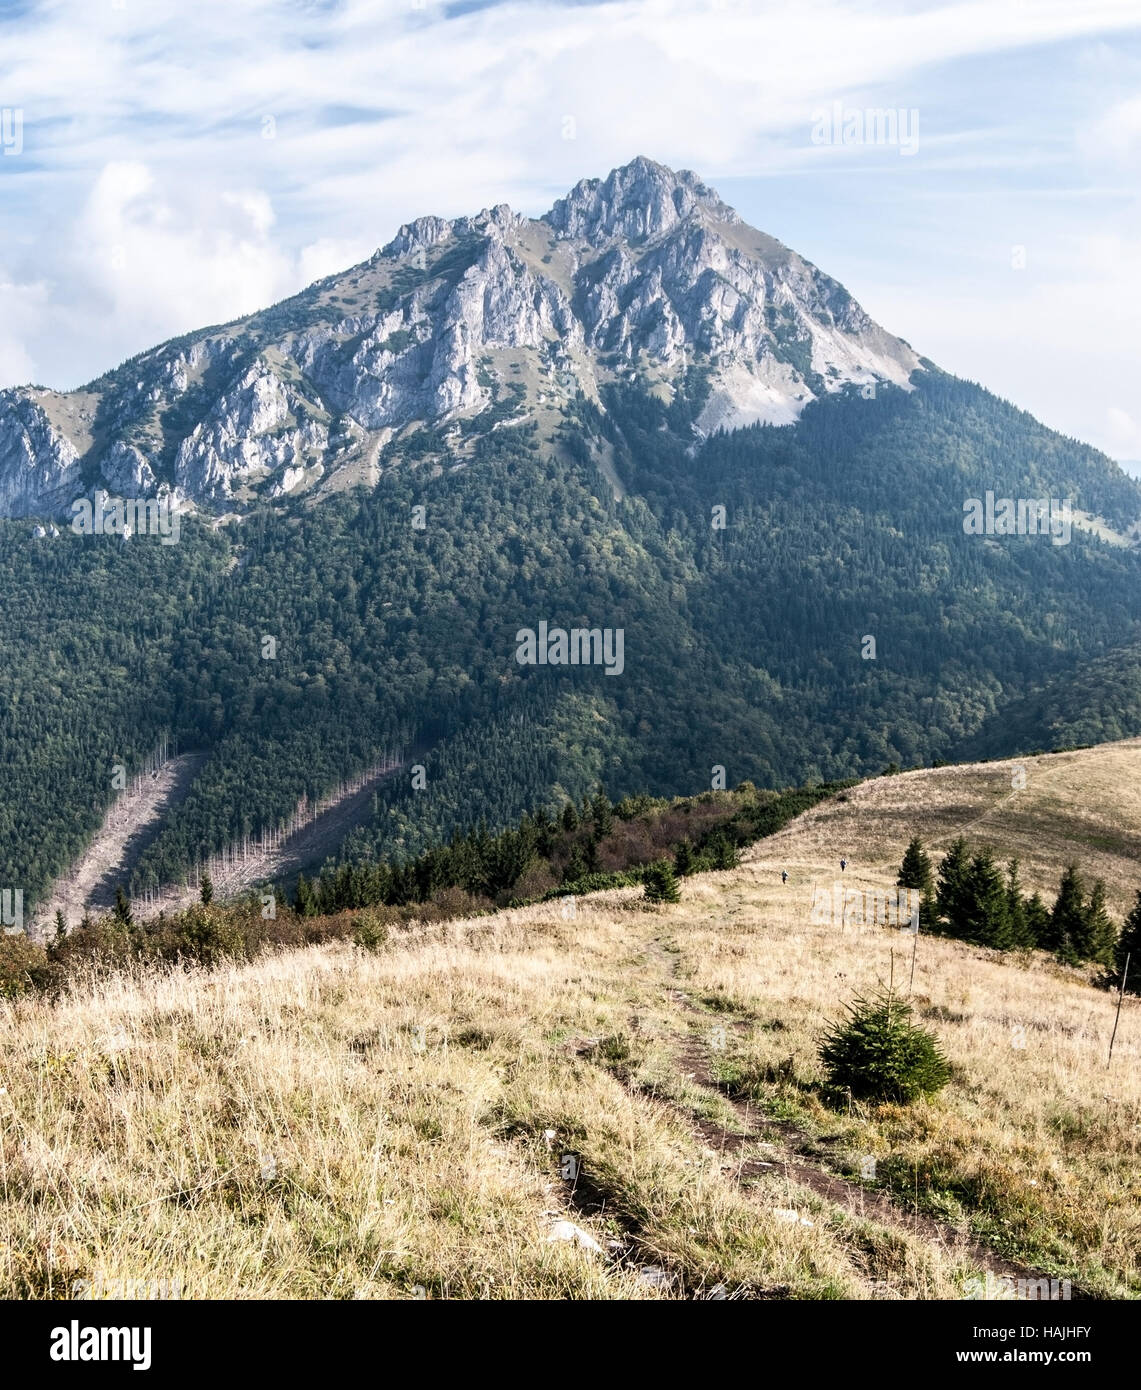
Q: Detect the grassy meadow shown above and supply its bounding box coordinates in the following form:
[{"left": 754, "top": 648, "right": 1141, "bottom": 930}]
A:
[{"left": 2, "top": 743, "right": 1139, "bottom": 1300}]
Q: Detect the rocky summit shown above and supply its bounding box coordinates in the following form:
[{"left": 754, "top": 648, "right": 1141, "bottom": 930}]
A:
[{"left": 0, "top": 157, "right": 920, "bottom": 517}]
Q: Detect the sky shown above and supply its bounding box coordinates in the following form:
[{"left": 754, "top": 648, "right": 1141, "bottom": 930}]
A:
[{"left": 1, "top": 0, "right": 1139, "bottom": 459}]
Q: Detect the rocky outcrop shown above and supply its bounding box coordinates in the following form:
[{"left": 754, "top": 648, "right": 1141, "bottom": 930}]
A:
[
  {"left": 174, "top": 365, "right": 329, "bottom": 500},
  {"left": 547, "top": 157, "right": 741, "bottom": 245},
  {"left": 101, "top": 441, "right": 157, "bottom": 495},
  {"left": 0, "top": 391, "right": 83, "bottom": 517}
]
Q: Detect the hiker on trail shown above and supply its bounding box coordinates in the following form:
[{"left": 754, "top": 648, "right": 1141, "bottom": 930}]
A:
[
  {"left": 840, "top": 857, "right": 847, "bottom": 873},
  {"left": 781, "top": 871, "right": 788, "bottom": 884}
]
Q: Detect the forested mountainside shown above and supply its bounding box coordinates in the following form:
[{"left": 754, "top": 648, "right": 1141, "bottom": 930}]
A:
[{"left": 4, "top": 361, "right": 1141, "bottom": 910}]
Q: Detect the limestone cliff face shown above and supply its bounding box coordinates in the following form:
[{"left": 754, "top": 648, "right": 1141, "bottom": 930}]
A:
[
  {"left": 0, "top": 157, "right": 921, "bottom": 517},
  {"left": 0, "top": 391, "right": 83, "bottom": 516},
  {"left": 174, "top": 364, "right": 329, "bottom": 501}
]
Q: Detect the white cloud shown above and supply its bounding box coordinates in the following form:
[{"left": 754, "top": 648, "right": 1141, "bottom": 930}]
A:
[
  {"left": 297, "top": 236, "right": 376, "bottom": 286},
  {"left": 77, "top": 162, "right": 292, "bottom": 326},
  {"left": 1105, "top": 407, "right": 1141, "bottom": 459},
  {"left": 1080, "top": 92, "right": 1141, "bottom": 164},
  {"left": 859, "top": 214, "right": 1141, "bottom": 458},
  {"left": 0, "top": 160, "right": 349, "bottom": 389},
  {"left": 0, "top": 280, "right": 43, "bottom": 385}
]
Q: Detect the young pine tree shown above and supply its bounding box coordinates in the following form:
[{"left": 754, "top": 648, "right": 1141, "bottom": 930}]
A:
[
  {"left": 1004, "top": 859, "right": 1033, "bottom": 950},
  {"left": 1081, "top": 880, "right": 1117, "bottom": 968},
  {"left": 199, "top": 870, "right": 214, "bottom": 906},
  {"left": 673, "top": 838, "right": 695, "bottom": 876},
  {"left": 819, "top": 990, "right": 951, "bottom": 1103},
  {"left": 113, "top": 884, "right": 132, "bottom": 926},
  {"left": 935, "top": 837, "right": 971, "bottom": 938},
  {"left": 1023, "top": 891, "right": 1051, "bottom": 951},
  {"left": 708, "top": 832, "right": 740, "bottom": 871},
  {"left": 962, "top": 847, "right": 1012, "bottom": 949},
  {"left": 534, "top": 806, "right": 556, "bottom": 858},
  {"left": 1050, "top": 865, "right": 1086, "bottom": 965},
  {"left": 643, "top": 861, "right": 681, "bottom": 905},
  {"left": 1115, "top": 890, "right": 1141, "bottom": 994},
  {"left": 898, "top": 836, "right": 932, "bottom": 890},
  {"left": 897, "top": 836, "right": 936, "bottom": 928},
  {"left": 562, "top": 843, "right": 588, "bottom": 885},
  {"left": 294, "top": 873, "right": 315, "bottom": 917}
]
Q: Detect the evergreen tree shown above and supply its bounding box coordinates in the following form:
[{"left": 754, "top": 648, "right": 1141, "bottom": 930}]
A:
[
  {"left": 643, "top": 861, "right": 681, "bottom": 904},
  {"left": 962, "top": 847, "right": 1011, "bottom": 949},
  {"left": 674, "top": 838, "right": 695, "bottom": 876},
  {"left": 1081, "top": 880, "right": 1117, "bottom": 968},
  {"left": 1005, "top": 859, "right": 1033, "bottom": 949},
  {"left": 563, "top": 843, "right": 588, "bottom": 884},
  {"left": 591, "top": 787, "right": 613, "bottom": 838},
  {"left": 53, "top": 909, "right": 67, "bottom": 943},
  {"left": 935, "top": 837, "right": 971, "bottom": 937},
  {"left": 1023, "top": 891, "right": 1051, "bottom": 949},
  {"left": 898, "top": 836, "right": 932, "bottom": 890},
  {"left": 294, "top": 873, "right": 315, "bottom": 917},
  {"left": 560, "top": 802, "right": 578, "bottom": 834},
  {"left": 897, "top": 836, "right": 936, "bottom": 928},
  {"left": 533, "top": 806, "right": 556, "bottom": 858},
  {"left": 820, "top": 990, "right": 950, "bottom": 1103},
  {"left": 200, "top": 870, "right": 214, "bottom": 906},
  {"left": 113, "top": 885, "right": 132, "bottom": 926},
  {"left": 1115, "top": 891, "right": 1141, "bottom": 993},
  {"left": 1050, "top": 865, "right": 1086, "bottom": 965},
  {"left": 708, "top": 831, "right": 740, "bottom": 870}
]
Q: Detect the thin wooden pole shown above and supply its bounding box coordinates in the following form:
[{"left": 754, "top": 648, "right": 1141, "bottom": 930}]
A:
[
  {"left": 1108, "top": 953, "right": 1130, "bottom": 1068},
  {"left": 909, "top": 898, "right": 920, "bottom": 997}
]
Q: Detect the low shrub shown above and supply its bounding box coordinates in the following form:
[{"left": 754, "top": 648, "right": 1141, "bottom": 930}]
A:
[
  {"left": 0, "top": 933, "right": 51, "bottom": 998},
  {"left": 820, "top": 990, "right": 951, "bottom": 1103}
]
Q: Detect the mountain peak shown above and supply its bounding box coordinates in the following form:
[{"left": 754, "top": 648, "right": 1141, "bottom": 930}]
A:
[
  {"left": 0, "top": 159, "right": 923, "bottom": 518},
  {"left": 544, "top": 155, "right": 740, "bottom": 245}
]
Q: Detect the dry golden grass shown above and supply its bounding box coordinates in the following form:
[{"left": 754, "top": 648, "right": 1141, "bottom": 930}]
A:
[
  {"left": 753, "top": 738, "right": 1141, "bottom": 916},
  {"left": 2, "top": 741, "right": 1139, "bottom": 1300},
  {"left": 672, "top": 868, "right": 1140, "bottom": 1297},
  {"left": 1, "top": 901, "right": 990, "bottom": 1302}
]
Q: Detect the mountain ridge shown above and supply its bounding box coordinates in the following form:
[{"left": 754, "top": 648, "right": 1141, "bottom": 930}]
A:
[{"left": 0, "top": 156, "right": 921, "bottom": 518}]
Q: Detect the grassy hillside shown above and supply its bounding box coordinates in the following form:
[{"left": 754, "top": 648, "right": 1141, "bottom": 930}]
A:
[
  {"left": 752, "top": 738, "right": 1141, "bottom": 917},
  {"left": 2, "top": 741, "right": 1138, "bottom": 1301}
]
